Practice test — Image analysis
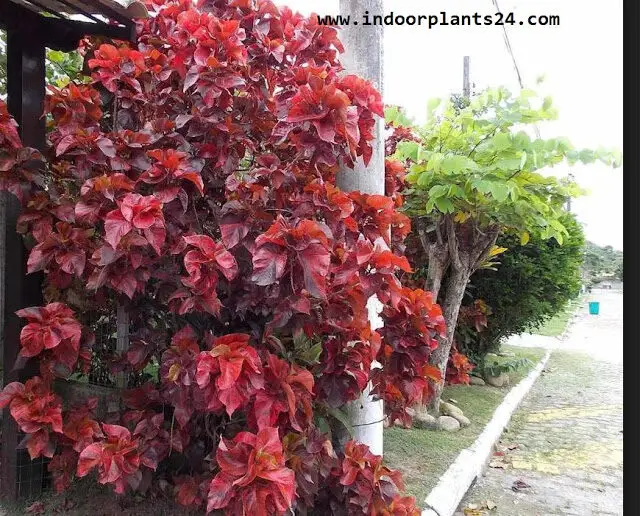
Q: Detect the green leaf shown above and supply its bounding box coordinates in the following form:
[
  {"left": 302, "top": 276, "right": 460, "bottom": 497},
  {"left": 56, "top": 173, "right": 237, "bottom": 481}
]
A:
[
  {"left": 508, "top": 184, "right": 519, "bottom": 201},
  {"left": 473, "top": 180, "right": 493, "bottom": 194},
  {"left": 426, "top": 153, "right": 444, "bottom": 172},
  {"left": 490, "top": 183, "right": 510, "bottom": 202},
  {"left": 520, "top": 151, "right": 527, "bottom": 169},
  {"left": 395, "top": 141, "right": 420, "bottom": 161},
  {"left": 448, "top": 184, "right": 465, "bottom": 198},
  {"left": 428, "top": 184, "right": 448, "bottom": 198},
  {"left": 327, "top": 407, "right": 353, "bottom": 437},
  {"left": 440, "top": 155, "right": 478, "bottom": 174},
  {"left": 520, "top": 231, "right": 530, "bottom": 245},
  {"left": 315, "top": 415, "right": 331, "bottom": 435},
  {"left": 434, "top": 197, "right": 455, "bottom": 213},
  {"left": 298, "top": 342, "right": 322, "bottom": 365},
  {"left": 293, "top": 331, "right": 312, "bottom": 350},
  {"left": 491, "top": 132, "right": 511, "bottom": 151},
  {"left": 416, "top": 171, "right": 432, "bottom": 186}
]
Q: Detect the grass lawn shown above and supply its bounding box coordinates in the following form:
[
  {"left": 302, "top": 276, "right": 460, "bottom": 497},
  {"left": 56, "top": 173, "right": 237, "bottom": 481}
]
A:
[
  {"left": 383, "top": 344, "right": 546, "bottom": 506},
  {"left": 531, "top": 296, "right": 585, "bottom": 337}
]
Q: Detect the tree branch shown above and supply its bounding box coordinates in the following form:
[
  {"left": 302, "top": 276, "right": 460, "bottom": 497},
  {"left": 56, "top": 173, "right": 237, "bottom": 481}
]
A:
[
  {"left": 468, "top": 128, "right": 497, "bottom": 158},
  {"left": 446, "top": 216, "right": 463, "bottom": 270},
  {"left": 507, "top": 168, "right": 522, "bottom": 181},
  {"left": 415, "top": 217, "right": 432, "bottom": 254},
  {"left": 472, "top": 225, "right": 501, "bottom": 269},
  {"left": 435, "top": 217, "right": 445, "bottom": 246}
]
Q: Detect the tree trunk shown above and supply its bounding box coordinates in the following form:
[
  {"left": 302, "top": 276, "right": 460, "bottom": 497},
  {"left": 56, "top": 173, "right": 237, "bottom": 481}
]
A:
[
  {"left": 424, "top": 243, "right": 449, "bottom": 300},
  {"left": 426, "top": 223, "right": 500, "bottom": 413},
  {"left": 415, "top": 217, "right": 449, "bottom": 301},
  {"left": 427, "top": 265, "right": 471, "bottom": 413}
]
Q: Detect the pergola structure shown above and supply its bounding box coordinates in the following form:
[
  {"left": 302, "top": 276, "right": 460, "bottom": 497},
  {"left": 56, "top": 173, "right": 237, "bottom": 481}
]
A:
[{"left": 0, "top": 0, "right": 139, "bottom": 499}]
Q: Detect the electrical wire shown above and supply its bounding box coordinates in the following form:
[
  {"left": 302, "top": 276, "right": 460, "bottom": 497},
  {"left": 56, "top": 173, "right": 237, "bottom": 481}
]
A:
[{"left": 491, "top": 0, "right": 541, "bottom": 139}]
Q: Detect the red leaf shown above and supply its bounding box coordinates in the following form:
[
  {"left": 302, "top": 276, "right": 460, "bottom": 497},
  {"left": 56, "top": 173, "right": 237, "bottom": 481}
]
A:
[
  {"left": 76, "top": 443, "right": 102, "bottom": 477},
  {"left": 104, "top": 210, "right": 132, "bottom": 249},
  {"left": 96, "top": 137, "right": 116, "bottom": 158},
  {"left": 251, "top": 244, "right": 287, "bottom": 286},
  {"left": 0, "top": 381, "right": 25, "bottom": 408},
  {"left": 297, "top": 242, "right": 330, "bottom": 298},
  {"left": 219, "top": 215, "right": 250, "bottom": 249}
]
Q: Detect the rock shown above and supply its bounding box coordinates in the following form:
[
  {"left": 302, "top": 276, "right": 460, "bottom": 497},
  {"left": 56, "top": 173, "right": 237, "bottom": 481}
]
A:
[
  {"left": 437, "top": 415, "right": 461, "bottom": 432},
  {"left": 455, "top": 414, "right": 471, "bottom": 427},
  {"left": 498, "top": 351, "right": 515, "bottom": 358},
  {"left": 413, "top": 412, "right": 437, "bottom": 430},
  {"left": 469, "top": 376, "right": 486, "bottom": 386},
  {"left": 405, "top": 406, "right": 416, "bottom": 418},
  {"left": 440, "top": 401, "right": 465, "bottom": 420},
  {"left": 485, "top": 372, "right": 510, "bottom": 387}
]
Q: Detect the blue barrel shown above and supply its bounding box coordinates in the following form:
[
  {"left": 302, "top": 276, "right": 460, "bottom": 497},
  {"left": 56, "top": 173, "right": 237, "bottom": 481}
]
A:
[{"left": 589, "top": 301, "right": 600, "bottom": 315}]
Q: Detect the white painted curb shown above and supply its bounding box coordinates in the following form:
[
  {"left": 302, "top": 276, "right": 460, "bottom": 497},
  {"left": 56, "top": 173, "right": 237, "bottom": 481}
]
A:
[{"left": 421, "top": 350, "right": 552, "bottom": 516}]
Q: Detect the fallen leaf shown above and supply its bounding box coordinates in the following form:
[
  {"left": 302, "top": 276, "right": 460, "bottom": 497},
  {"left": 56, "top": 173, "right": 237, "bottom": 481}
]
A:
[
  {"left": 512, "top": 479, "right": 531, "bottom": 491},
  {"left": 493, "top": 451, "right": 505, "bottom": 456},
  {"left": 463, "top": 509, "right": 484, "bottom": 516},
  {"left": 507, "top": 444, "right": 519, "bottom": 450},
  {"left": 486, "top": 499, "right": 497, "bottom": 510},
  {"left": 448, "top": 398, "right": 458, "bottom": 404},
  {"left": 489, "top": 460, "right": 505, "bottom": 469},
  {"left": 25, "top": 501, "right": 45, "bottom": 514}
]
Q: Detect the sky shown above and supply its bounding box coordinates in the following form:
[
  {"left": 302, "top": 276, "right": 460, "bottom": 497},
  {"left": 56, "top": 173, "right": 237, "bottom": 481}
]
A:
[{"left": 276, "top": 0, "right": 624, "bottom": 250}]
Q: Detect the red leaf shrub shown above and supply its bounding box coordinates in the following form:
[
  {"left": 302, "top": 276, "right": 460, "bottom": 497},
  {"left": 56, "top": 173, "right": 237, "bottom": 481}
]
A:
[
  {"left": 337, "top": 441, "right": 420, "bottom": 515},
  {"left": 0, "top": 377, "right": 62, "bottom": 459},
  {"left": 207, "top": 427, "right": 295, "bottom": 514},
  {"left": 195, "top": 333, "right": 264, "bottom": 416},
  {"left": 0, "top": 0, "right": 444, "bottom": 512},
  {"left": 76, "top": 424, "right": 142, "bottom": 494},
  {"left": 446, "top": 348, "right": 475, "bottom": 385}
]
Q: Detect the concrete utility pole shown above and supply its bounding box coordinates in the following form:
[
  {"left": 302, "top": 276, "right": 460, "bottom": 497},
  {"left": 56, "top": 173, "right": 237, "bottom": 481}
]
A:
[
  {"left": 463, "top": 56, "right": 470, "bottom": 98},
  {"left": 566, "top": 171, "right": 574, "bottom": 212},
  {"left": 336, "top": 0, "right": 385, "bottom": 456}
]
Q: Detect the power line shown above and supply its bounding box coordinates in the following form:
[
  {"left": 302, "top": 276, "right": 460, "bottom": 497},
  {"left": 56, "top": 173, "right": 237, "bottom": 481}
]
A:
[
  {"left": 490, "top": 0, "right": 541, "bottom": 140},
  {"left": 491, "top": 0, "right": 524, "bottom": 89}
]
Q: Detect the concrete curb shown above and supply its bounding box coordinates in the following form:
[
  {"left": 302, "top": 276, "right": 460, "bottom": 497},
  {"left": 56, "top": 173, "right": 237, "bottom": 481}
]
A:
[{"left": 421, "top": 350, "right": 552, "bottom": 516}]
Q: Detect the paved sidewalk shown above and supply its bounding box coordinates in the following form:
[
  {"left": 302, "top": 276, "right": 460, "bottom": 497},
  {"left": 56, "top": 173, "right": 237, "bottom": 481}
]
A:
[{"left": 458, "top": 290, "right": 623, "bottom": 515}]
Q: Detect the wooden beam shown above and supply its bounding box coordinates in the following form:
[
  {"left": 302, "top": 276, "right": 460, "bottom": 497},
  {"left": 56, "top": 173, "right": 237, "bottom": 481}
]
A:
[
  {"left": 0, "top": 2, "right": 134, "bottom": 49},
  {"left": 82, "top": 0, "right": 132, "bottom": 27}
]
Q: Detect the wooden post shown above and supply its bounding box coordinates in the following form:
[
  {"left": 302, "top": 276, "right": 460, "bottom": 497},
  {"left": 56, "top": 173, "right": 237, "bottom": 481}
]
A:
[
  {"left": 115, "top": 303, "right": 130, "bottom": 389},
  {"left": 336, "top": 0, "right": 385, "bottom": 456},
  {"left": 1, "top": 30, "right": 46, "bottom": 500}
]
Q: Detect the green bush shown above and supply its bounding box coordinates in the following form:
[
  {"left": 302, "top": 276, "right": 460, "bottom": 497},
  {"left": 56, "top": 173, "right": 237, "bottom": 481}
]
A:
[{"left": 458, "top": 211, "right": 584, "bottom": 365}]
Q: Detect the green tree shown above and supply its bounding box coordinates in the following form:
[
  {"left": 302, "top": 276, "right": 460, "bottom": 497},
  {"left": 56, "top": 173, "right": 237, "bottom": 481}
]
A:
[
  {"left": 458, "top": 212, "right": 585, "bottom": 365},
  {"left": 581, "top": 240, "right": 623, "bottom": 284},
  {"left": 389, "top": 86, "right": 621, "bottom": 410}
]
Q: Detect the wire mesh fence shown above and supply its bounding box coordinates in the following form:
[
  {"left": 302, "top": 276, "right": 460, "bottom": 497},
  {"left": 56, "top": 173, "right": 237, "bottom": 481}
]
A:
[{"left": 1, "top": 301, "right": 141, "bottom": 499}]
